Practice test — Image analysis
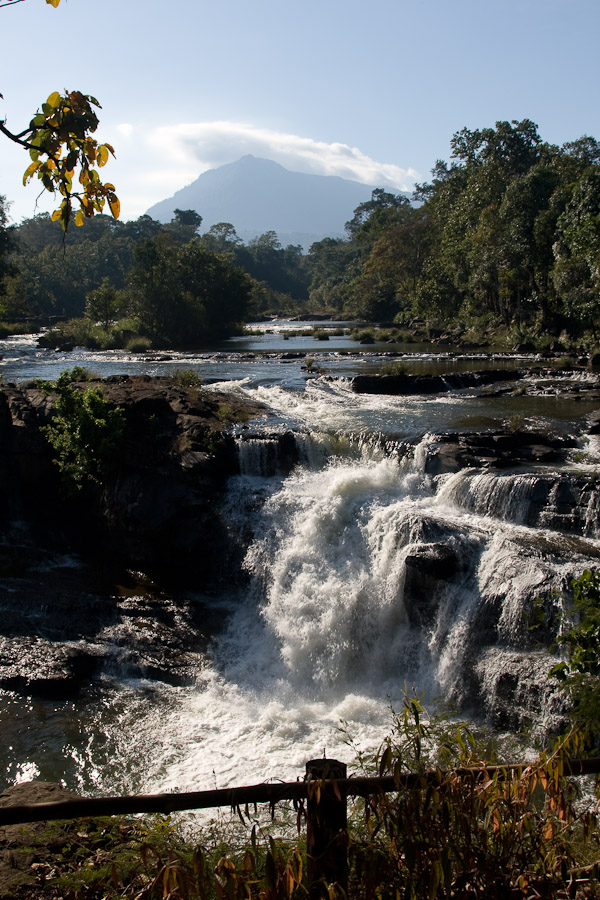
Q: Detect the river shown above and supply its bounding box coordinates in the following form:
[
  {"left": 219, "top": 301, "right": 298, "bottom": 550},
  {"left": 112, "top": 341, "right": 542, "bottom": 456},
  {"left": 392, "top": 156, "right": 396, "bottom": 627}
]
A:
[{"left": 2, "top": 325, "right": 600, "bottom": 795}]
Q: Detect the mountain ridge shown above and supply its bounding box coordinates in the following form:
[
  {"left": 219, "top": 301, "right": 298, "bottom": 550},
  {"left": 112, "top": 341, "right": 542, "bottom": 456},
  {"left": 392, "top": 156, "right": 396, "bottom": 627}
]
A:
[{"left": 145, "top": 155, "right": 404, "bottom": 249}]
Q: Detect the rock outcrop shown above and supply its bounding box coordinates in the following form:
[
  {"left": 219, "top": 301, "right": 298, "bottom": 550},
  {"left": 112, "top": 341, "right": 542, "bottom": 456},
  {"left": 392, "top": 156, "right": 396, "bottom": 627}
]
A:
[
  {"left": 0, "top": 375, "right": 265, "bottom": 587},
  {"left": 0, "top": 375, "right": 266, "bottom": 699}
]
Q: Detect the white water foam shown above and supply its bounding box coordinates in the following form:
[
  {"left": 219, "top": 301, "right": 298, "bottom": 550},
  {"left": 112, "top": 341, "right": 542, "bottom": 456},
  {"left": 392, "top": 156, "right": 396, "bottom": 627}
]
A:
[{"left": 87, "top": 434, "right": 600, "bottom": 795}]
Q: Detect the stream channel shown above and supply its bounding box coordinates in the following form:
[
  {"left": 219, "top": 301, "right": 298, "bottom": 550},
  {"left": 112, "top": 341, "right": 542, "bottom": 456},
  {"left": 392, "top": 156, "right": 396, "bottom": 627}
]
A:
[{"left": 2, "top": 323, "right": 600, "bottom": 796}]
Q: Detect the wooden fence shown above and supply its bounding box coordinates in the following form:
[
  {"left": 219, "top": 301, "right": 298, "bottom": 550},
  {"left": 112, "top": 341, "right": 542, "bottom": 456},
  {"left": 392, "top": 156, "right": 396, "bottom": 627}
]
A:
[{"left": 2, "top": 756, "right": 600, "bottom": 896}]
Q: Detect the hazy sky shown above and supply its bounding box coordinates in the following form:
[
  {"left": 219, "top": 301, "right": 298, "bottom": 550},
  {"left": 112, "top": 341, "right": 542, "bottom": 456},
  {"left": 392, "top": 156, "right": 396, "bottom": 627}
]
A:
[{"left": 1, "top": 0, "right": 598, "bottom": 224}]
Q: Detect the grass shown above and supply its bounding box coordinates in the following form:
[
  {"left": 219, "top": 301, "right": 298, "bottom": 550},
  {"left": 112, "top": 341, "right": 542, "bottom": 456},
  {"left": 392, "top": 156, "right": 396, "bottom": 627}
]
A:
[
  {"left": 172, "top": 368, "right": 203, "bottom": 388},
  {"left": 0, "top": 321, "right": 37, "bottom": 338}
]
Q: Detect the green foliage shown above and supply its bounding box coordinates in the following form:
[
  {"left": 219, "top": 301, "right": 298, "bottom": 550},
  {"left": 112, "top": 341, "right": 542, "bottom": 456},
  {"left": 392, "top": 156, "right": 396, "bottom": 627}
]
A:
[
  {"left": 550, "top": 569, "right": 600, "bottom": 741},
  {"left": 129, "top": 233, "right": 254, "bottom": 346},
  {"left": 4, "top": 119, "right": 600, "bottom": 343},
  {"left": 125, "top": 334, "right": 152, "bottom": 352},
  {"left": 172, "top": 368, "right": 203, "bottom": 388},
  {"left": 345, "top": 695, "right": 600, "bottom": 899},
  {"left": 1, "top": 0, "right": 118, "bottom": 232},
  {"left": 380, "top": 360, "right": 408, "bottom": 376},
  {"left": 85, "top": 276, "right": 127, "bottom": 330},
  {"left": 40, "top": 368, "right": 125, "bottom": 489},
  {"left": 1, "top": 84, "right": 119, "bottom": 232}
]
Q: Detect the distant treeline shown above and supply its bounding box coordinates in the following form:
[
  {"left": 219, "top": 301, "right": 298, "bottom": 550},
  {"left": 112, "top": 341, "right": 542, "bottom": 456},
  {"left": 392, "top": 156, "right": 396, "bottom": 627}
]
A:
[{"left": 0, "top": 119, "right": 599, "bottom": 347}]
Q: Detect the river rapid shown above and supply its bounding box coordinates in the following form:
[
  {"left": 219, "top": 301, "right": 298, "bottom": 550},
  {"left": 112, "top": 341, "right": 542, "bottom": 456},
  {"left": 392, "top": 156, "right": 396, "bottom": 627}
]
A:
[{"left": 2, "top": 327, "right": 600, "bottom": 795}]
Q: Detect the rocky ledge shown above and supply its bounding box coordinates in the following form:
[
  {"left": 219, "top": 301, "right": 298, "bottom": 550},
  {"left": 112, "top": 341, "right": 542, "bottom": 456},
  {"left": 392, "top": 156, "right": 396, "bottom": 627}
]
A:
[
  {"left": 1, "top": 374, "right": 266, "bottom": 587},
  {"left": 0, "top": 375, "right": 266, "bottom": 700}
]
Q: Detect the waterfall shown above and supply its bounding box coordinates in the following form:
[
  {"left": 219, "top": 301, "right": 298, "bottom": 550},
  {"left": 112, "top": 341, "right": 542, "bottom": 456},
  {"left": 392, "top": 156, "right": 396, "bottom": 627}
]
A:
[
  {"left": 5, "top": 369, "right": 600, "bottom": 795},
  {"left": 436, "top": 471, "right": 544, "bottom": 524}
]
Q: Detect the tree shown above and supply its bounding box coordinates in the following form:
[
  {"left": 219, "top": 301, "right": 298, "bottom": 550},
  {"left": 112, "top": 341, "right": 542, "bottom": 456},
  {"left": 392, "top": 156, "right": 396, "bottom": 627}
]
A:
[
  {"left": 0, "top": 0, "right": 119, "bottom": 231},
  {"left": 347, "top": 208, "right": 429, "bottom": 322},
  {"left": 128, "top": 234, "right": 253, "bottom": 346},
  {"left": 172, "top": 209, "right": 203, "bottom": 231},
  {"left": 85, "top": 277, "right": 127, "bottom": 331},
  {"left": 201, "top": 222, "right": 242, "bottom": 254},
  {"left": 345, "top": 188, "right": 411, "bottom": 241},
  {"left": 0, "top": 195, "right": 16, "bottom": 296},
  {"left": 550, "top": 569, "right": 600, "bottom": 743},
  {"left": 552, "top": 167, "right": 600, "bottom": 335}
]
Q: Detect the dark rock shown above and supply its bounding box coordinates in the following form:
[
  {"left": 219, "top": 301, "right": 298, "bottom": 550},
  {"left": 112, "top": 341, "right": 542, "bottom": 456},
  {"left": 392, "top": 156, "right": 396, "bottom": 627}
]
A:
[
  {"left": 0, "top": 377, "right": 265, "bottom": 589},
  {"left": 588, "top": 410, "right": 600, "bottom": 434},
  {"left": 403, "top": 543, "right": 459, "bottom": 625},
  {"left": 0, "top": 637, "right": 103, "bottom": 699},
  {"left": 0, "top": 781, "right": 81, "bottom": 896},
  {"left": 423, "top": 430, "right": 575, "bottom": 476},
  {"left": 351, "top": 369, "right": 523, "bottom": 396}
]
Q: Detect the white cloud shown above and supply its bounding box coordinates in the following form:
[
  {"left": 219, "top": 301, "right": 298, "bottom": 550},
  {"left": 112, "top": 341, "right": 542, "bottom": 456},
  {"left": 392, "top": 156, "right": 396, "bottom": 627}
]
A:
[
  {"left": 2, "top": 119, "right": 420, "bottom": 224},
  {"left": 144, "top": 121, "right": 420, "bottom": 192},
  {"left": 67, "top": 120, "right": 421, "bottom": 222}
]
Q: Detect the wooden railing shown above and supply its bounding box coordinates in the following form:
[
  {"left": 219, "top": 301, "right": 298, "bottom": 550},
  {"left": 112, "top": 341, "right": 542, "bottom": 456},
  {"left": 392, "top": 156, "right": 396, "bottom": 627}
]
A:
[{"left": 2, "top": 756, "right": 600, "bottom": 896}]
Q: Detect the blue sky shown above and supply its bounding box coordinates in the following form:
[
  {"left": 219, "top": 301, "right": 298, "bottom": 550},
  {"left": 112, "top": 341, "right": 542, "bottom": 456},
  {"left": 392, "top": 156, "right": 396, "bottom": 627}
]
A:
[{"left": 1, "top": 0, "right": 599, "bottom": 225}]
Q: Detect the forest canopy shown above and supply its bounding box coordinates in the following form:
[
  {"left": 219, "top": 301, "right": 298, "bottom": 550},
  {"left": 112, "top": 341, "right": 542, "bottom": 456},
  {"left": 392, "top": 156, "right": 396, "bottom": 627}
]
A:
[{"left": 1, "top": 119, "right": 599, "bottom": 348}]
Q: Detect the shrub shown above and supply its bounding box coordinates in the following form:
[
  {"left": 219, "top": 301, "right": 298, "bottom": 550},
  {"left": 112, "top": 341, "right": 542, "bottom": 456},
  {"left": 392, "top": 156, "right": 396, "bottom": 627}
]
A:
[
  {"left": 380, "top": 360, "right": 407, "bottom": 376},
  {"left": 125, "top": 335, "right": 152, "bottom": 352},
  {"left": 172, "top": 368, "right": 203, "bottom": 388},
  {"left": 40, "top": 369, "right": 126, "bottom": 490},
  {"left": 346, "top": 695, "right": 599, "bottom": 899},
  {"left": 550, "top": 569, "right": 600, "bottom": 743}
]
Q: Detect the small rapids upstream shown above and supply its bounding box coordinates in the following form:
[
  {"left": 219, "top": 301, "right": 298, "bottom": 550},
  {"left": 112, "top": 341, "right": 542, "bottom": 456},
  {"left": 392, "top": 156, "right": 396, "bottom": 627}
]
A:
[{"left": 3, "top": 366, "right": 600, "bottom": 795}]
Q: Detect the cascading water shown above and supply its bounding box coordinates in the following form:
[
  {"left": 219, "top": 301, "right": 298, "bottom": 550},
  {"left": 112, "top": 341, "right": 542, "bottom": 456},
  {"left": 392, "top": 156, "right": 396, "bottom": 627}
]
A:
[{"left": 4, "top": 361, "right": 600, "bottom": 795}]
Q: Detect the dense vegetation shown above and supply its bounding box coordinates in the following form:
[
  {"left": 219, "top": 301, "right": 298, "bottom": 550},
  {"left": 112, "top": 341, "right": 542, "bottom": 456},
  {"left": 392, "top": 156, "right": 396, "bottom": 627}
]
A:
[
  {"left": 306, "top": 120, "right": 600, "bottom": 343},
  {"left": 0, "top": 119, "right": 598, "bottom": 348}
]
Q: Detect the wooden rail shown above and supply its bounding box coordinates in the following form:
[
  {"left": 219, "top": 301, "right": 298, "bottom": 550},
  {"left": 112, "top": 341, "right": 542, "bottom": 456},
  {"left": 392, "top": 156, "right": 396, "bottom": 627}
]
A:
[
  {"left": 2, "top": 757, "right": 600, "bottom": 898},
  {"left": 2, "top": 757, "right": 600, "bottom": 828}
]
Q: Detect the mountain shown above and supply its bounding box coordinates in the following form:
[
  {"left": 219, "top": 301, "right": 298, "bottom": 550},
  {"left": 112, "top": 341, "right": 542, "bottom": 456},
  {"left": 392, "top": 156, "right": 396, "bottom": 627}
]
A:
[{"left": 145, "top": 155, "right": 403, "bottom": 249}]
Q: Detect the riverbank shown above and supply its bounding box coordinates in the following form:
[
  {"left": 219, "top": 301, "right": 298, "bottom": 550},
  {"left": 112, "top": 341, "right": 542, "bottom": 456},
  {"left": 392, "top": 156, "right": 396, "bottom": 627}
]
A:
[{"left": 0, "top": 375, "right": 267, "bottom": 700}]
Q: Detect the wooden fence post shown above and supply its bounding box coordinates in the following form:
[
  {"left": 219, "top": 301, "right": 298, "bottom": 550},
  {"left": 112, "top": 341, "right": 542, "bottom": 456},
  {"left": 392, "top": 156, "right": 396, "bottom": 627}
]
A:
[{"left": 305, "top": 758, "right": 348, "bottom": 897}]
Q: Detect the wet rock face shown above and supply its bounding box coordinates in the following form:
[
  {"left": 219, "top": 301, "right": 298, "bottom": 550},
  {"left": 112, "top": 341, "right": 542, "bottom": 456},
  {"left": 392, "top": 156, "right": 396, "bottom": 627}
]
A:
[
  {"left": 0, "top": 376, "right": 266, "bottom": 699},
  {"left": 0, "top": 559, "right": 218, "bottom": 700},
  {"left": 351, "top": 369, "right": 524, "bottom": 395},
  {"left": 423, "top": 431, "right": 577, "bottom": 475},
  {"left": 403, "top": 543, "right": 459, "bottom": 626},
  {"left": 0, "top": 376, "right": 265, "bottom": 589}
]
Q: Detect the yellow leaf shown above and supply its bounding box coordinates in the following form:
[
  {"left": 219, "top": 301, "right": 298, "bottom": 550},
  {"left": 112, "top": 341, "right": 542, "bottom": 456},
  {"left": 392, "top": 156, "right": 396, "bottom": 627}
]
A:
[
  {"left": 23, "top": 161, "right": 40, "bottom": 185},
  {"left": 74, "top": 209, "right": 84, "bottom": 227},
  {"left": 109, "top": 195, "right": 121, "bottom": 219},
  {"left": 51, "top": 209, "right": 62, "bottom": 221},
  {"left": 46, "top": 91, "right": 61, "bottom": 108},
  {"left": 97, "top": 145, "right": 109, "bottom": 167},
  {"left": 46, "top": 0, "right": 61, "bottom": 6}
]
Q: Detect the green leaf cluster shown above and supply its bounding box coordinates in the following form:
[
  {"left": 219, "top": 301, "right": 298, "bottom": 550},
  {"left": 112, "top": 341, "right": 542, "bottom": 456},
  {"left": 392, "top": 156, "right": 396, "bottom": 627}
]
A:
[
  {"left": 40, "top": 368, "right": 126, "bottom": 489},
  {"left": 550, "top": 569, "right": 600, "bottom": 741}
]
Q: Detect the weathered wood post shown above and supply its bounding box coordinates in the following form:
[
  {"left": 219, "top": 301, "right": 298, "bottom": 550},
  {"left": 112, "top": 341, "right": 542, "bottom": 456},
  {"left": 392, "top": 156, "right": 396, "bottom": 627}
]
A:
[{"left": 305, "top": 758, "right": 348, "bottom": 897}]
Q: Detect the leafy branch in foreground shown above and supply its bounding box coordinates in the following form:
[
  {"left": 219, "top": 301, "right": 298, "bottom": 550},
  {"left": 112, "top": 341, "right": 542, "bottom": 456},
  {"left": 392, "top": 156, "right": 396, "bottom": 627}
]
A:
[
  {"left": 0, "top": 89, "right": 120, "bottom": 231},
  {"left": 1, "top": 0, "right": 119, "bottom": 230},
  {"left": 346, "top": 696, "right": 600, "bottom": 899}
]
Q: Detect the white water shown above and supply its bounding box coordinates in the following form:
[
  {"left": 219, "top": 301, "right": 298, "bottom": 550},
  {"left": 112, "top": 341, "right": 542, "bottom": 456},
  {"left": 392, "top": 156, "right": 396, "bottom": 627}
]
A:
[
  {"left": 85, "top": 432, "right": 595, "bottom": 793},
  {"left": 4, "top": 363, "right": 600, "bottom": 793}
]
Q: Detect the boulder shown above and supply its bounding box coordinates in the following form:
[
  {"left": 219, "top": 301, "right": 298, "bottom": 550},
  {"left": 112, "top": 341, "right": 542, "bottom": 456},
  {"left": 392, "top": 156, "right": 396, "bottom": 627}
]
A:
[{"left": 403, "top": 543, "right": 459, "bottom": 625}]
